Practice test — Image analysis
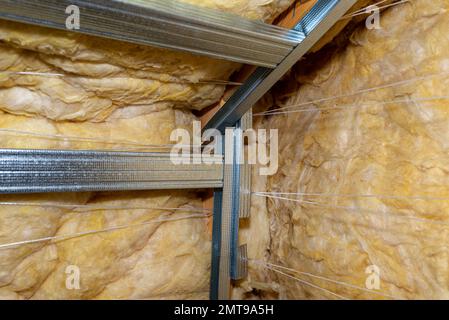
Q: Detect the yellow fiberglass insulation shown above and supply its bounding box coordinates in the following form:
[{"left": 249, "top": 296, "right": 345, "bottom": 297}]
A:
[
  {"left": 0, "top": 0, "right": 294, "bottom": 299},
  {"left": 237, "top": 0, "right": 449, "bottom": 300}
]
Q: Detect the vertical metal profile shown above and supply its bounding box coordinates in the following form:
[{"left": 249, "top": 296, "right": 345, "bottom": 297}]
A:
[
  {"left": 235, "top": 244, "right": 248, "bottom": 280},
  {"left": 211, "top": 108, "right": 252, "bottom": 299},
  {"left": 239, "top": 109, "right": 252, "bottom": 219},
  {"left": 209, "top": 126, "right": 225, "bottom": 300},
  {"left": 0, "top": 0, "right": 304, "bottom": 67},
  {"left": 211, "top": 123, "right": 245, "bottom": 299},
  {"left": 0, "top": 149, "right": 223, "bottom": 193},
  {"left": 215, "top": 128, "right": 236, "bottom": 299},
  {"left": 229, "top": 125, "right": 243, "bottom": 281},
  {"left": 207, "top": 0, "right": 357, "bottom": 299},
  {"left": 209, "top": 189, "right": 223, "bottom": 300}
]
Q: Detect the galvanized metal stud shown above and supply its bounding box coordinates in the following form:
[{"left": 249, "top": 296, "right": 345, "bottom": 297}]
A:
[{"left": 0, "top": 149, "right": 223, "bottom": 193}]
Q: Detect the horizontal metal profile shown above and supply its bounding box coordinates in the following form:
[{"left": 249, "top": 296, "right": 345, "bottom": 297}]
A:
[
  {"left": 0, "top": 0, "right": 305, "bottom": 67},
  {"left": 0, "top": 149, "right": 223, "bottom": 193}
]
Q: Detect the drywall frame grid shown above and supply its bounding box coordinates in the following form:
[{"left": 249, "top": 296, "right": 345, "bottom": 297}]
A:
[{"left": 0, "top": 0, "right": 358, "bottom": 300}]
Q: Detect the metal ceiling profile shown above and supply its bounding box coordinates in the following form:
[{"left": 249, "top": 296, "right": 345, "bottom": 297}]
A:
[
  {"left": 0, "top": 149, "right": 223, "bottom": 193},
  {"left": 0, "top": 0, "right": 304, "bottom": 67}
]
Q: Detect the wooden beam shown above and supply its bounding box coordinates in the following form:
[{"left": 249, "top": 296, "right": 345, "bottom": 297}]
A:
[{"left": 276, "top": 0, "right": 318, "bottom": 29}]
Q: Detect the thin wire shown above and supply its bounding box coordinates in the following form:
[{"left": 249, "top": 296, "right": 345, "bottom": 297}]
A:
[
  {"left": 0, "top": 71, "right": 65, "bottom": 77},
  {"left": 341, "top": 0, "right": 390, "bottom": 16},
  {"left": 253, "top": 193, "right": 449, "bottom": 227},
  {"left": 255, "top": 96, "right": 449, "bottom": 116},
  {"left": 253, "top": 71, "right": 449, "bottom": 116},
  {"left": 253, "top": 191, "right": 449, "bottom": 201},
  {"left": 0, "top": 128, "right": 194, "bottom": 150},
  {"left": 340, "top": 0, "right": 410, "bottom": 20},
  {"left": 258, "top": 93, "right": 449, "bottom": 116},
  {"left": 0, "top": 213, "right": 209, "bottom": 250},
  {"left": 253, "top": 260, "right": 349, "bottom": 300},
  {"left": 250, "top": 259, "right": 400, "bottom": 300},
  {"left": 135, "top": 289, "right": 210, "bottom": 300},
  {"left": 0, "top": 201, "right": 210, "bottom": 213},
  {"left": 0, "top": 71, "right": 242, "bottom": 86},
  {"left": 199, "top": 80, "right": 243, "bottom": 86}
]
